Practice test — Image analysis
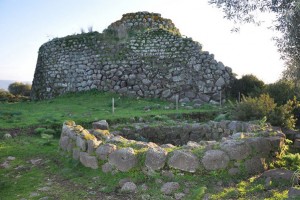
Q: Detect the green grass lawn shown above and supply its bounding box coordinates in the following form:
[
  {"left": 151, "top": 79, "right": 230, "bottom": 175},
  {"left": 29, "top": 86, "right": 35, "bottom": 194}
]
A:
[{"left": 0, "top": 90, "right": 218, "bottom": 130}]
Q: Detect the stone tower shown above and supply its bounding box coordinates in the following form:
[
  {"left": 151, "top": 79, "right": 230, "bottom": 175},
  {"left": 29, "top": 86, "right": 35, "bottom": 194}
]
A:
[{"left": 31, "top": 11, "right": 233, "bottom": 103}]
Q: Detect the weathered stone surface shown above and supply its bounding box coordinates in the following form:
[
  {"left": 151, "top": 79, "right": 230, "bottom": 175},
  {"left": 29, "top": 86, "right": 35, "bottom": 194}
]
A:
[
  {"left": 168, "top": 150, "right": 199, "bottom": 172},
  {"left": 108, "top": 148, "right": 137, "bottom": 172},
  {"left": 228, "top": 168, "right": 240, "bottom": 175},
  {"left": 262, "top": 169, "right": 298, "bottom": 184},
  {"left": 145, "top": 147, "right": 168, "bottom": 170},
  {"left": 220, "top": 140, "right": 251, "bottom": 160},
  {"left": 87, "top": 139, "right": 102, "bottom": 154},
  {"left": 294, "top": 139, "right": 300, "bottom": 149},
  {"left": 160, "top": 182, "right": 180, "bottom": 195},
  {"left": 102, "top": 162, "right": 114, "bottom": 173},
  {"left": 228, "top": 121, "right": 243, "bottom": 133},
  {"left": 135, "top": 141, "right": 158, "bottom": 148},
  {"left": 107, "top": 135, "right": 128, "bottom": 144},
  {"left": 288, "top": 187, "right": 300, "bottom": 199},
  {"left": 244, "top": 157, "right": 267, "bottom": 174},
  {"left": 92, "top": 120, "right": 109, "bottom": 130},
  {"left": 175, "top": 193, "right": 185, "bottom": 200},
  {"left": 119, "top": 178, "right": 132, "bottom": 187},
  {"left": 245, "top": 137, "right": 271, "bottom": 156},
  {"left": 76, "top": 136, "right": 87, "bottom": 151},
  {"left": 59, "top": 136, "right": 69, "bottom": 151},
  {"left": 202, "top": 150, "right": 229, "bottom": 170},
  {"left": 72, "top": 148, "right": 80, "bottom": 160},
  {"left": 120, "top": 182, "right": 137, "bottom": 193},
  {"left": 215, "top": 77, "right": 225, "bottom": 87},
  {"left": 95, "top": 143, "right": 117, "bottom": 160},
  {"left": 93, "top": 129, "right": 112, "bottom": 140},
  {"left": 79, "top": 152, "right": 98, "bottom": 169},
  {"left": 266, "top": 136, "right": 285, "bottom": 151}
]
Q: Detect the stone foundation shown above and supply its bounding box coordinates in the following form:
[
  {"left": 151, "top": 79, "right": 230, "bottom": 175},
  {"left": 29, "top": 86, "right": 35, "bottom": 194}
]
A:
[{"left": 59, "top": 120, "right": 286, "bottom": 175}]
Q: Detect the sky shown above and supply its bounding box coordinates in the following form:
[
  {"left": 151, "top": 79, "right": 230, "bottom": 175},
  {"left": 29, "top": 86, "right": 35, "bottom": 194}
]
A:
[{"left": 0, "top": 0, "right": 284, "bottom": 84}]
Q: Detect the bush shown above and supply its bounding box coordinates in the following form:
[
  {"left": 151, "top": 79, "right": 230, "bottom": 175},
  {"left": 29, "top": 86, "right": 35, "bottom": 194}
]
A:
[
  {"left": 230, "top": 74, "right": 265, "bottom": 99},
  {"left": 8, "top": 82, "right": 31, "bottom": 96},
  {"left": 268, "top": 97, "right": 300, "bottom": 129},
  {"left": 232, "top": 94, "right": 299, "bottom": 129},
  {"left": 265, "top": 80, "right": 297, "bottom": 105},
  {"left": 232, "top": 94, "right": 276, "bottom": 121},
  {"left": 0, "top": 89, "right": 14, "bottom": 102}
]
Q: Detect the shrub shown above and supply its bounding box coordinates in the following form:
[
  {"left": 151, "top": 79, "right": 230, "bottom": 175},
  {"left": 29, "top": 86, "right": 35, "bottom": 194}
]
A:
[
  {"left": 230, "top": 74, "right": 265, "bottom": 99},
  {"left": 265, "top": 80, "right": 297, "bottom": 105},
  {"left": 0, "top": 89, "right": 14, "bottom": 102},
  {"left": 8, "top": 82, "right": 31, "bottom": 96},
  {"left": 232, "top": 94, "right": 300, "bottom": 129},
  {"left": 268, "top": 97, "right": 300, "bottom": 129},
  {"left": 232, "top": 94, "right": 276, "bottom": 121}
]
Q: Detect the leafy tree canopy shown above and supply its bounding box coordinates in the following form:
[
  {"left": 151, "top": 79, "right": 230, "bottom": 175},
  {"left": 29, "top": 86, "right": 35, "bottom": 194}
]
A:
[
  {"left": 230, "top": 74, "right": 265, "bottom": 98},
  {"left": 209, "top": 0, "right": 300, "bottom": 84},
  {"left": 8, "top": 82, "right": 31, "bottom": 96}
]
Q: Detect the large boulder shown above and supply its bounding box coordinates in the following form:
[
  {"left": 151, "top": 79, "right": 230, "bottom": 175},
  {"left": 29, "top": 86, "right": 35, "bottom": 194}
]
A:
[
  {"left": 96, "top": 144, "right": 117, "bottom": 160},
  {"left": 245, "top": 137, "right": 271, "bottom": 156},
  {"left": 87, "top": 139, "right": 102, "bottom": 154},
  {"left": 145, "top": 147, "right": 168, "bottom": 170},
  {"left": 202, "top": 150, "right": 229, "bottom": 170},
  {"left": 266, "top": 136, "right": 285, "bottom": 151},
  {"left": 228, "top": 121, "right": 243, "bottom": 133},
  {"left": 262, "top": 168, "right": 298, "bottom": 184},
  {"left": 108, "top": 148, "right": 137, "bottom": 172},
  {"left": 92, "top": 120, "right": 109, "bottom": 130},
  {"left": 220, "top": 140, "right": 251, "bottom": 160},
  {"left": 79, "top": 152, "right": 99, "bottom": 169},
  {"left": 244, "top": 156, "right": 267, "bottom": 174},
  {"left": 167, "top": 150, "right": 199, "bottom": 172},
  {"left": 76, "top": 136, "right": 87, "bottom": 151},
  {"left": 59, "top": 136, "right": 69, "bottom": 151}
]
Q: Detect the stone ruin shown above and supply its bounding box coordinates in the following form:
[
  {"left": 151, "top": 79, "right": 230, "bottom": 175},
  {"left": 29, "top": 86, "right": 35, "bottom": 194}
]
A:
[
  {"left": 59, "top": 120, "right": 286, "bottom": 176},
  {"left": 31, "top": 11, "right": 234, "bottom": 103}
]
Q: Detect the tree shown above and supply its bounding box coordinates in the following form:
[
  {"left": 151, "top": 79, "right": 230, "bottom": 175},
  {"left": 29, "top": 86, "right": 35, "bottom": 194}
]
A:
[
  {"left": 209, "top": 0, "right": 300, "bottom": 84},
  {"left": 8, "top": 82, "right": 31, "bottom": 96},
  {"left": 264, "top": 79, "right": 297, "bottom": 105},
  {"left": 230, "top": 74, "right": 265, "bottom": 99}
]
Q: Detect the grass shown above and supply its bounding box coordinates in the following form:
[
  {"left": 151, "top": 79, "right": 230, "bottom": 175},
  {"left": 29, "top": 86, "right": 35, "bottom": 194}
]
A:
[
  {"left": 0, "top": 91, "right": 299, "bottom": 199},
  {"left": 0, "top": 90, "right": 218, "bottom": 130}
]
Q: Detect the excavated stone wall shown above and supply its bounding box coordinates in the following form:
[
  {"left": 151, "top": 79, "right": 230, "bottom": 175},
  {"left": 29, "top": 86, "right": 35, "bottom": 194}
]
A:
[
  {"left": 59, "top": 120, "right": 286, "bottom": 176},
  {"left": 31, "top": 11, "right": 234, "bottom": 102}
]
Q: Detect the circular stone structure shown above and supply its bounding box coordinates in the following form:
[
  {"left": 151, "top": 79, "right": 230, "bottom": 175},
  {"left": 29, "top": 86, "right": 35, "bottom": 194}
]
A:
[
  {"left": 59, "top": 120, "right": 286, "bottom": 175},
  {"left": 31, "top": 11, "right": 234, "bottom": 102}
]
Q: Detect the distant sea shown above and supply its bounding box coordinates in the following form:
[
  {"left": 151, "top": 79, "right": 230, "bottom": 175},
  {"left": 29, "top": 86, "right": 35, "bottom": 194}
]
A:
[{"left": 0, "top": 80, "right": 31, "bottom": 91}]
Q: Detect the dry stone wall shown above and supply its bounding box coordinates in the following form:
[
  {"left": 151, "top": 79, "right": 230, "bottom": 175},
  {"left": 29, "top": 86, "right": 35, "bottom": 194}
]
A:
[
  {"left": 31, "top": 11, "right": 233, "bottom": 102},
  {"left": 59, "top": 120, "right": 286, "bottom": 176}
]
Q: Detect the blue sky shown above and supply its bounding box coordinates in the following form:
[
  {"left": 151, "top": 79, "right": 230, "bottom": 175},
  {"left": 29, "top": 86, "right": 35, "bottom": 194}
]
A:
[{"left": 0, "top": 0, "right": 284, "bottom": 83}]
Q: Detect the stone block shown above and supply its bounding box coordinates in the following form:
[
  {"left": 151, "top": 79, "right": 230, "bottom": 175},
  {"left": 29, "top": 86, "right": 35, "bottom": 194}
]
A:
[
  {"left": 167, "top": 150, "right": 199, "bottom": 172},
  {"left": 202, "top": 150, "right": 229, "bottom": 170},
  {"left": 108, "top": 148, "right": 137, "bottom": 172},
  {"left": 96, "top": 143, "right": 117, "bottom": 160},
  {"left": 145, "top": 147, "right": 168, "bottom": 170},
  {"left": 79, "top": 152, "right": 99, "bottom": 169},
  {"left": 220, "top": 140, "right": 251, "bottom": 160}
]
